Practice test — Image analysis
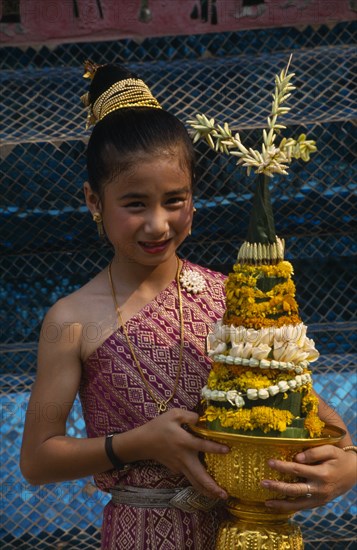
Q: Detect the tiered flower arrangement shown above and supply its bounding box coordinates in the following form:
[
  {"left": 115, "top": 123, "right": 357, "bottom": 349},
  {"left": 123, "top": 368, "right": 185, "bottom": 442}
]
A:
[{"left": 189, "top": 56, "right": 324, "bottom": 439}]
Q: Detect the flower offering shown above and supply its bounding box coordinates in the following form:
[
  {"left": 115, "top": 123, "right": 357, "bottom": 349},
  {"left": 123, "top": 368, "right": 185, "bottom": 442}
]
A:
[{"left": 189, "top": 56, "right": 323, "bottom": 439}]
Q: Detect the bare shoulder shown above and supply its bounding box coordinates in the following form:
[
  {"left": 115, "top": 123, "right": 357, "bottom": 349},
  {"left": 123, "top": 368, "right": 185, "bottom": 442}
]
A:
[
  {"left": 42, "top": 269, "right": 105, "bottom": 327},
  {"left": 40, "top": 268, "right": 117, "bottom": 362}
]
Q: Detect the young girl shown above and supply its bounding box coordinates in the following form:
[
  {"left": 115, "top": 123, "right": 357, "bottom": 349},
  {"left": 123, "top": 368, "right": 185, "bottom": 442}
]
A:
[{"left": 21, "top": 62, "right": 356, "bottom": 549}]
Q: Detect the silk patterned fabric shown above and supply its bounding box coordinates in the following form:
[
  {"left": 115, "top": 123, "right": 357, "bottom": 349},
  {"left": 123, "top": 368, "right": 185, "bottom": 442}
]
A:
[{"left": 79, "top": 261, "right": 227, "bottom": 549}]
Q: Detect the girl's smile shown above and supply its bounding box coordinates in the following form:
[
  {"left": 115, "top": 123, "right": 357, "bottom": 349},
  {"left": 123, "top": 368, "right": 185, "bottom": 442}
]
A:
[
  {"left": 138, "top": 238, "right": 172, "bottom": 254},
  {"left": 86, "top": 150, "right": 193, "bottom": 267}
]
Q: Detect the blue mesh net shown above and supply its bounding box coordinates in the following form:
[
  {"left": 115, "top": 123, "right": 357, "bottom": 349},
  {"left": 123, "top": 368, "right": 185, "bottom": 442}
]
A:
[{"left": 1, "top": 21, "right": 356, "bottom": 549}]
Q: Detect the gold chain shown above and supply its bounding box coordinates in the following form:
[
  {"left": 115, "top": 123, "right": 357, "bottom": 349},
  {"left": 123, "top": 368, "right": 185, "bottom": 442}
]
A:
[{"left": 107, "top": 258, "right": 184, "bottom": 414}]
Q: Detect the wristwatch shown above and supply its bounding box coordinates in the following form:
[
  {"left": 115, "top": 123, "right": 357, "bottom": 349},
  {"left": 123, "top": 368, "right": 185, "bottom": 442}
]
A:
[{"left": 105, "top": 433, "right": 126, "bottom": 470}]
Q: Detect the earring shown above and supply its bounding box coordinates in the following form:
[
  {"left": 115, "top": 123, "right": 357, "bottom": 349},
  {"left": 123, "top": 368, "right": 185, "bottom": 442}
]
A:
[{"left": 93, "top": 212, "right": 104, "bottom": 238}]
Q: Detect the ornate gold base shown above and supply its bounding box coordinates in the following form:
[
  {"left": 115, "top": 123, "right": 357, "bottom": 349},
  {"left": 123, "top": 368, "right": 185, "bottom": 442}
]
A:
[
  {"left": 217, "top": 516, "right": 302, "bottom": 549},
  {"left": 189, "top": 423, "right": 345, "bottom": 550},
  {"left": 217, "top": 500, "right": 303, "bottom": 549}
]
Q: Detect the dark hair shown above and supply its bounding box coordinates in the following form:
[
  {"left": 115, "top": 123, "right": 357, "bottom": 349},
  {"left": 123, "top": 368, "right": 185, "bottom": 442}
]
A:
[{"left": 86, "top": 64, "right": 196, "bottom": 197}]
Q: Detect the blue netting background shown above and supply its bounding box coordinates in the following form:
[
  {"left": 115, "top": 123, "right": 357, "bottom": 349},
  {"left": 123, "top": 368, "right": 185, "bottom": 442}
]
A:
[{"left": 1, "top": 21, "right": 356, "bottom": 549}]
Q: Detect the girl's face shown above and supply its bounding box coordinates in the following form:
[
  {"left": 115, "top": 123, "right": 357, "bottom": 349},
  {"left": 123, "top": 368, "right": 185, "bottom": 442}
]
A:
[{"left": 86, "top": 150, "right": 193, "bottom": 266}]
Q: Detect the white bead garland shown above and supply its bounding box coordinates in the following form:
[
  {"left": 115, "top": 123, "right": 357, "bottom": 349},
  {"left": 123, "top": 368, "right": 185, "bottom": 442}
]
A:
[
  {"left": 201, "top": 371, "right": 312, "bottom": 408},
  {"left": 212, "top": 353, "right": 308, "bottom": 374}
]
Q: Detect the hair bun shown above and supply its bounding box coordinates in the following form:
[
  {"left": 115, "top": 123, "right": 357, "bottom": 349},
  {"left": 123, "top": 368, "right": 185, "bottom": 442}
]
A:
[
  {"left": 84, "top": 61, "right": 139, "bottom": 106},
  {"left": 81, "top": 60, "right": 161, "bottom": 127}
]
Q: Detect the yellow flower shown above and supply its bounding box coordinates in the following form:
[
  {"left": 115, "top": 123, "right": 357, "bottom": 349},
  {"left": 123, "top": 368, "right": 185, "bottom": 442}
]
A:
[
  {"left": 225, "top": 261, "right": 300, "bottom": 324},
  {"left": 202, "top": 405, "right": 294, "bottom": 433},
  {"left": 301, "top": 387, "right": 320, "bottom": 414},
  {"left": 304, "top": 411, "right": 325, "bottom": 438}
]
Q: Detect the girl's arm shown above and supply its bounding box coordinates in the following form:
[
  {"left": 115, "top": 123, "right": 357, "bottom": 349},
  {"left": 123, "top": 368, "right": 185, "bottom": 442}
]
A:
[
  {"left": 20, "top": 300, "right": 229, "bottom": 500},
  {"left": 315, "top": 392, "right": 353, "bottom": 448},
  {"left": 20, "top": 300, "right": 114, "bottom": 484}
]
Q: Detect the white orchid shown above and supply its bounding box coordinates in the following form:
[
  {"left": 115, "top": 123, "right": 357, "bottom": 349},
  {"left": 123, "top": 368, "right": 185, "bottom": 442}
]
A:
[
  {"left": 207, "top": 341, "right": 227, "bottom": 356},
  {"left": 250, "top": 344, "right": 272, "bottom": 360},
  {"left": 213, "top": 320, "right": 231, "bottom": 342},
  {"left": 207, "top": 320, "right": 318, "bottom": 364},
  {"left": 230, "top": 342, "right": 245, "bottom": 357},
  {"left": 273, "top": 341, "right": 306, "bottom": 363},
  {"left": 241, "top": 342, "right": 253, "bottom": 358},
  {"left": 229, "top": 325, "right": 246, "bottom": 344},
  {"left": 304, "top": 338, "right": 320, "bottom": 361}
]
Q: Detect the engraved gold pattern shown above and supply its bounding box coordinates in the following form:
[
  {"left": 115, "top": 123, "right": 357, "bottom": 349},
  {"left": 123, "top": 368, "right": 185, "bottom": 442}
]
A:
[{"left": 190, "top": 423, "right": 345, "bottom": 549}]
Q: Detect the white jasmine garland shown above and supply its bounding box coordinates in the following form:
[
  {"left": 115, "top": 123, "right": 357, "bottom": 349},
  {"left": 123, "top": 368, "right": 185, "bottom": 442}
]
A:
[
  {"left": 278, "top": 381, "right": 290, "bottom": 392},
  {"left": 258, "top": 389, "right": 270, "bottom": 399},
  {"left": 226, "top": 390, "right": 238, "bottom": 406},
  {"left": 210, "top": 353, "right": 311, "bottom": 375},
  {"left": 235, "top": 394, "right": 245, "bottom": 407},
  {"left": 201, "top": 372, "right": 312, "bottom": 406},
  {"left": 247, "top": 389, "right": 259, "bottom": 400}
]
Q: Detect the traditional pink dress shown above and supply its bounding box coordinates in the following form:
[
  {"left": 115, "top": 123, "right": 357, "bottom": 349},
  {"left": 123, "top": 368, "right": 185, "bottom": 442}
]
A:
[{"left": 79, "top": 261, "right": 226, "bottom": 549}]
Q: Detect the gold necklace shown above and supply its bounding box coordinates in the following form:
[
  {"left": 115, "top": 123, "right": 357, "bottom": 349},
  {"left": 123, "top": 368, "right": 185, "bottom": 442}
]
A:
[{"left": 107, "top": 258, "right": 184, "bottom": 414}]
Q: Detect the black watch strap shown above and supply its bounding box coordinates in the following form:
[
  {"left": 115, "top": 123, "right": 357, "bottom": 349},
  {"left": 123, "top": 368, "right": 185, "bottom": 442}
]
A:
[{"left": 105, "top": 433, "right": 125, "bottom": 470}]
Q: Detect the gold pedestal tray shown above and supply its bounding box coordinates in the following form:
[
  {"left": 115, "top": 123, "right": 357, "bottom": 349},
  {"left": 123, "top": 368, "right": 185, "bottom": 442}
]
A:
[{"left": 190, "top": 423, "right": 345, "bottom": 549}]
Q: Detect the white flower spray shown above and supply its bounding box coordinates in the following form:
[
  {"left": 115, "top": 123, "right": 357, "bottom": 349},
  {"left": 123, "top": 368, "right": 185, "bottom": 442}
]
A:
[{"left": 187, "top": 55, "right": 317, "bottom": 178}]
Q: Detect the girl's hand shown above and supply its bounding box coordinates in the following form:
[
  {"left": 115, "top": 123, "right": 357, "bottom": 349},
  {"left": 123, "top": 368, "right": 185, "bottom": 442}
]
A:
[
  {"left": 261, "top": 445, "right": 357, "bottom": 512},
  {"left": 137, "top": 408, "right": 230, "bottom": 501}
]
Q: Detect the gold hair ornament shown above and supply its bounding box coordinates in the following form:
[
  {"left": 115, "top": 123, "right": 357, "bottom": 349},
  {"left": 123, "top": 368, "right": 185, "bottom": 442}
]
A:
[
  {"left": 80, "top": 59, "right": 102, "bottom": 110},
  {"left": 81, "top": 60, "right": 162, "bottom": 128}
]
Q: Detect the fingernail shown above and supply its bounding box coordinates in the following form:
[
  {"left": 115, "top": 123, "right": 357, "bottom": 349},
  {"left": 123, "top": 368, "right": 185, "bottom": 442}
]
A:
[
  {"left": 265, "top": 501, "right": 274, "bottom": 508},
  {"left": 222, "top": 446, "right": 230, "bottom": 453},
  {"left": 295, "top": 452, "right": 306, "bottom": 462},
  {"left": 261, "top": 480, "right": 271, "bottom": 488},
  {"left": 268, "top": 459, "right": 275, "bottom": 467}
]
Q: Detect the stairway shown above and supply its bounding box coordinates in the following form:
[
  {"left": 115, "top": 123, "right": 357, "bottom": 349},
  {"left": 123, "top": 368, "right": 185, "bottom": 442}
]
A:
[{"left": 1, "top": 21, "right": 356, "bottom": 549}]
